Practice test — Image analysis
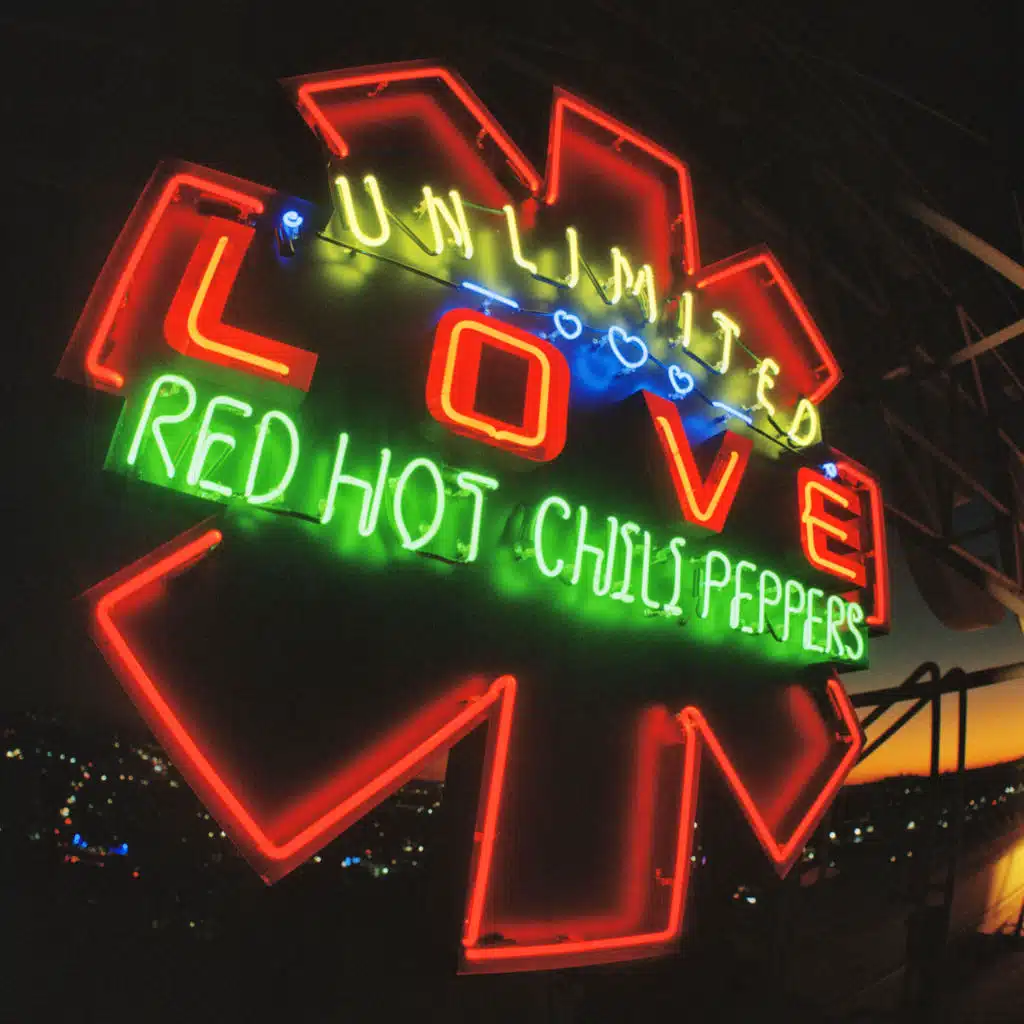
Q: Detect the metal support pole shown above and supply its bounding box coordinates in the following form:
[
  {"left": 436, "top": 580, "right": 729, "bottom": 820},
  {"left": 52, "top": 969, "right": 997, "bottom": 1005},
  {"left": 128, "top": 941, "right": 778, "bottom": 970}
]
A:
[{"left": 944, "top": 681, "right": 969, "bottom": 916}]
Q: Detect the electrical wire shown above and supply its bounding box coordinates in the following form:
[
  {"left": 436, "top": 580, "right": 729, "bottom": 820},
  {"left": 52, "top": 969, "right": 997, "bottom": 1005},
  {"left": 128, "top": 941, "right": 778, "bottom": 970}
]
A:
[{"left": 314, "top": 226, "right": 828, "bottom": 462}]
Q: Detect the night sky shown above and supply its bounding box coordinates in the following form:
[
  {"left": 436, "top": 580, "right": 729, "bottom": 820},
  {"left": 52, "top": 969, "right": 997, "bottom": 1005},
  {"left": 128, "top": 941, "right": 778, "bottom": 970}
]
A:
[{"left": 2, "top": 1, "right": 1022, "bottom": 779}]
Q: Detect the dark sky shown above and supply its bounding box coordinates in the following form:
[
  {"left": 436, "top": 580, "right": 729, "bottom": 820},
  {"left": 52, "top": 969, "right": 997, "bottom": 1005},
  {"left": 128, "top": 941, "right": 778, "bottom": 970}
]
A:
[{"left": 2, "top": 0, "right": 1021, "bottom": 772}]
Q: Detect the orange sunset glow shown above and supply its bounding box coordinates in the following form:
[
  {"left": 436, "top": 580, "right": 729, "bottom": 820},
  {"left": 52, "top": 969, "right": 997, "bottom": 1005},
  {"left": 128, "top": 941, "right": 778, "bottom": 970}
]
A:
[{"left": 846, "top": 537, "right": 1024, "bottom": 784}]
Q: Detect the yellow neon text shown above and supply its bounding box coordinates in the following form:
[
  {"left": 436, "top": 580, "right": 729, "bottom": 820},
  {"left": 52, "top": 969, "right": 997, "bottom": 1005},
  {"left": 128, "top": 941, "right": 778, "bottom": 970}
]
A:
[
  {"left": 670, "top": 291, "right": 694, "bottom": 349},
  {"left": 609, "top": 247, "right": 657, "bottom": 323},
  {"left": 755, "top": 358, "right": 781, "bottom": 416},
  {"left": 420, "top": 186, "right": 473, "bottom": 260},
  {"left": 502, "top": 204, "right": 538, "bottom": 276},
  {"left": 334, "top": 174, "right": 391, "bottom": 248},
  {"left": 786, "top": 398, "right": 820, "bottom": 447},
  {"left": 563, "top": 226, "right": 581, "bottom": 289},
  {"left": 710, "top": 311, "right": 740, "bottom": 375}
]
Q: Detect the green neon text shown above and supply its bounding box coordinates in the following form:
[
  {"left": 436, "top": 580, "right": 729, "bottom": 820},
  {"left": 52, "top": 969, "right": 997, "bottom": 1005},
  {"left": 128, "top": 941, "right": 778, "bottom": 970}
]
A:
[{"left": 116, "top": 373, "right": 867, "bottom": 666}]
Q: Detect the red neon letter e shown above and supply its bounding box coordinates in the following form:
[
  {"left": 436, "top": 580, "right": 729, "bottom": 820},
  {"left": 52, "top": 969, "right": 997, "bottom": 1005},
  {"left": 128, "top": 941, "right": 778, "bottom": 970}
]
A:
[
  {"left": 644, "top": 392, "right": 752, "bottom": 534},
  {"left": 797, "top": 468, "right": 867, "bottom": 587},
  {"left": 426, "top": 309, "right": 570, "bottom": 462}
]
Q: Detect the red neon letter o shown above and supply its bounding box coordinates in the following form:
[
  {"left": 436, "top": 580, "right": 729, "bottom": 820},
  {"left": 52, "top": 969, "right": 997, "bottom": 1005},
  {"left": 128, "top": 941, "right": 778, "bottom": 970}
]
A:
[{"left": 425, "top": 309, "right": 570, "bottom": 462}]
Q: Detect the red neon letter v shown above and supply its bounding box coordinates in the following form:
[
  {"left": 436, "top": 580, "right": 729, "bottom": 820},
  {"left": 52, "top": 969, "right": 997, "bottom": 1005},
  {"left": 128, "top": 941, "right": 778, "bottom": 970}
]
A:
[{"left": 644, "top": 392, "right": 753, "bottom": 534}]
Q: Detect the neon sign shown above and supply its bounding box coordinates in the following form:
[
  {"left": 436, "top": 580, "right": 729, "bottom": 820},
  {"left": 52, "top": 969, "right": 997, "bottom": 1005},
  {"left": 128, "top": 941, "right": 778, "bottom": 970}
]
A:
[
  {"left": 426, "top": 309, "right": 571, "bottom": 461},
  {"left": 114, "top": 370, "right": 866, "bottom": 664},
  {"left": 58, "top": 61, "right": 891, "bottom": 974},
  {"left": 329, "top": 170, "right": 824, "bottom": 446}
]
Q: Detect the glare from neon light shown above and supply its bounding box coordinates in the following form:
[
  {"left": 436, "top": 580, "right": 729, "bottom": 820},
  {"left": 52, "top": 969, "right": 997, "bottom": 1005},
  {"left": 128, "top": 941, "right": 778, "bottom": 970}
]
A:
[
  {"left": 127, "top": 374, "right": 197, "bottom": 478},
  {"left": 393, "top": 457, "right": 446, "bottom": 552},
  {"left": 611, "top": 522, "right": 641, "bottom": 603},
  {"left": 186, "top": 395, "right": 253, "bottom": 496},
  {"left": 787, "top": 398, "right": 819, "bottom": 448},
  {"left": 822, "top": 462, "right": 839, "bottom": 480},
  {"left": 803, "top": 588, "right": 825, "bottom": 653},
  {"left": 711, "top": 401, "right": 753, "bottom": 426},
  {"left": 710, "top": 311, "right": 739, "bottom": 374},
  {"left": 552, "top": 309, "right": 583, "bottom": 341},
  {"left": 844, "top": 602, "right": 867, "bottom": 661},
  {"left": 421, "top": 186, "right": 473, "bottom": 259},
  {"left": 454, "top": 471, "right": 499, "bottom": 563},
  {"left": 782, "top": 579, "right": 807, "bottom": 643},
  {"left": 699, "top": 551, "right": 732, "bottom": 619},
  {"left": 533, "top": 496, "right": 571, "bottom": 578},
  {"left": 730, "top": 559, "right": 757, "bottom": 633},
  {"left": 244, "top": 410, "right": 300, "bottom": 506},
  {"left": 755, "top": 358, "right": 781, "bottom": 417},
  {"left": 502, "top": 204, "right": 538, "bottom": 275},
  {"left": 571, "top": 506, "right": 619, "bottom": 597},
  {"left": 320, "top": 434, "right": 392, "bottom": 535},
  {"left": 334, "top": 174, "right": 391, "bottom": 248},
  {"left": 564, "top": 227, "right": 581, "bottom": 289},
  {"left": 668, "top": 365, "right": 695, "bottom": 398},
  {"left": 607, "top": 325, "right": 649, "bottom": 371},
  {"left": 757, "top": 569, "right": 782, "bottom": 634},
  {"left": 460, "top": 281, "right": 520, "bottom": 310}
]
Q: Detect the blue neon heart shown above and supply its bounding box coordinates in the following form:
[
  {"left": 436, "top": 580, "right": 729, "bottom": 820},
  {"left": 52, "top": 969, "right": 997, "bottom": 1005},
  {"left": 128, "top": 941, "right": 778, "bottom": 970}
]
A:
[
  {"left": 553, "top": 309, "right": 583, "bottom": 341},
  {"left": 668, "top": 364, "right": 694, "bottom": 398},
  {"left": 607, "top": 326, "right": 649, "bottom": 371}
]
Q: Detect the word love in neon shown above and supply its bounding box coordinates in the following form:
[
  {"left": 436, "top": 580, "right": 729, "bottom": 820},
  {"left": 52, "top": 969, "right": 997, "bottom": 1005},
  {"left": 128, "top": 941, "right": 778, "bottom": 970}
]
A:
[
  {"left": 333, "top": 174, "right": 819, "bottom": 445},
  {"left": 120, "top": 373, "right": 866, "bottom": 664}
]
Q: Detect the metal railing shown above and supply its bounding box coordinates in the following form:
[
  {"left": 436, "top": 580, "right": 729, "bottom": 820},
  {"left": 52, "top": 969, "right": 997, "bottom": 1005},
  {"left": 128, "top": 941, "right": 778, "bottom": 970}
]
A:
[{"left": 848, "top": 659, "right": 1024, "bottom": 1017}]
